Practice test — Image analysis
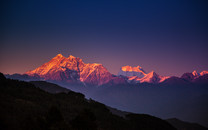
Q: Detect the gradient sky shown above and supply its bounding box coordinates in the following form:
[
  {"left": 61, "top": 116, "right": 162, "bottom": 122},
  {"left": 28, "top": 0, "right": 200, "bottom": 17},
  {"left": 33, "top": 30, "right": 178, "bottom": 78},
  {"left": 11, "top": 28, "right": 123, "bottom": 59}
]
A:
[{"left": 1, "top": 0, "right": 208, "bottom": 76}]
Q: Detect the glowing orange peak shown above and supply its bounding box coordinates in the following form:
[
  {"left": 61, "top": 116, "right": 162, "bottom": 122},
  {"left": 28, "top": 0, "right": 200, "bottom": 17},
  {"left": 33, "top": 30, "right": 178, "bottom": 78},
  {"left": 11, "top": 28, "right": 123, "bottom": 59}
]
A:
[
  {"left": 136, "top": 66, "right": 142, "bottom": 69},
  {"left": 92, "top": 63, "right": 102, "bottom": 66},
  {"left": 200, "top": 70, "right": 208, "bottom": 76},
  {"left": 192, "top": 70, "right": 198, "bottom": 76},
  {"left": 121, "top": 65, "right": 145, "bottom": 73},
  {"left": 54, "top": 53, "right": 64, "bottom": 58},
  {"left": 149, "top": 71, "right": 156, "bottom": 75},
  {"left": 68, "top": 55, "right": 76, "bottom": 59},
  {"left": 121, "top": 65, "right": 133, "bottom": 71}
]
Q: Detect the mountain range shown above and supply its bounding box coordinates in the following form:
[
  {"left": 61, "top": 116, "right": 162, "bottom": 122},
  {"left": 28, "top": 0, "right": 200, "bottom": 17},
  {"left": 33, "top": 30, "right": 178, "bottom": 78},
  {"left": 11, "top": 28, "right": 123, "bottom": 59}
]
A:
[
  {"left": 3, "top": 54, "right": 208, "bottom": 128},
  {"left": 6, "top": 54, "right": 208, "bottom": 86},
  {"left": 25, "top": 54, "right": 126, "bottom": 86}
]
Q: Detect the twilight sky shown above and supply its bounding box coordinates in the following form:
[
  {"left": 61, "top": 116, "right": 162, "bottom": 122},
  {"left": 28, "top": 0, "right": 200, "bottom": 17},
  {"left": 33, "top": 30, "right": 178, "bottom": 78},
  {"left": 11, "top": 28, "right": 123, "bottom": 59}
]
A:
[{"left": 1, "top": 0, "right": 208, "bottom": 76}]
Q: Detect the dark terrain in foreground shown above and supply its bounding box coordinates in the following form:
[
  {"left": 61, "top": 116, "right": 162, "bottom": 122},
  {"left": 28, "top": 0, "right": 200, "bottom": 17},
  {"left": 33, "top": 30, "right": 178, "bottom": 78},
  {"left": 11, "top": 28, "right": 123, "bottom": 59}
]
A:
[
  {"left": 166, "top": 118, "right": 208, "bottom": 130},
  {"left": 1, "top": 73, "right": 208, "bottom": 130},
  {"left": 0, "top": 73, "right": 175, "bottom": 130}
]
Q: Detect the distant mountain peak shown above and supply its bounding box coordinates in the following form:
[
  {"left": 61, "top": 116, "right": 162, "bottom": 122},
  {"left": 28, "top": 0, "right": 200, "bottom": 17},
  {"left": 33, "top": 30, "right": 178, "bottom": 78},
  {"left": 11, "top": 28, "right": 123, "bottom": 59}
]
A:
[
  {"left": 121, "top": 65, "right": 131, "bottom": 71},
  {"left": 149, "top": 71, "right": 157, "bottom": 76},
  {"left": 14, "top": 53, "right": 208, "bottom": 86},
  {"left": 124, "top": 70, "right": 170, "bottom": 84},
  {"left": 91, "top": 63, "right": 102, "bottom": 66},
  {"left": 121, "top": 65, "right": 146, "bottom": 73},
  {"left": 68, "top": 55, "right": 75, "bottom": 59},
  {"left": 200, "top": 71, "right": 208, "bottom": 76},
  {"left": 192, "top": 70, "right": 199, "bottom": 77},
  {"left": 55, "top": 53, "right": 64, "bottom": 58},
  {"left": 118, "top": 65, "right": 146, "bottom": 78},
  {"left": 139, "top": 71, "right": 160, "bottom": 83},
  {"left": 118, "top": 66, "right": 169, "bottom": 84},
  {"left": 25, "top": 54, "right": 125, "bottom": 86}
]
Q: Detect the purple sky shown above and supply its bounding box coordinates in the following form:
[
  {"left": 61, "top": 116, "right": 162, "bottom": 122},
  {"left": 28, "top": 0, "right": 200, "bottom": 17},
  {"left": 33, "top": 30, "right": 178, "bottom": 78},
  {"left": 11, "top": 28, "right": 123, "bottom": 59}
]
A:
[{"left": 1, "top": 0, "right": 208, "bottom": 76}]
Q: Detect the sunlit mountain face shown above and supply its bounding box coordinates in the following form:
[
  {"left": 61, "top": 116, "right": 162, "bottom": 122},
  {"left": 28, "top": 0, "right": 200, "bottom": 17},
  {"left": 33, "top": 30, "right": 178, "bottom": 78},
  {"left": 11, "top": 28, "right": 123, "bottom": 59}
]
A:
[
  {"left": 22, "top": 54, "right": 208, "bottom": 86},
  {"left": 118, "top": 65, "right": 147, "bottom": 78},
  {"left": 118, "top": 66, "right": 170, "bottom": 84},
  {"left": 1, "top": 0, "right": 208, "bottom": 129},
  {"left": 4, "top": 54, "right": 208, "bottom": 128},
  {"left": 25, "top": 54, "right": 127, "bottom": 86}
]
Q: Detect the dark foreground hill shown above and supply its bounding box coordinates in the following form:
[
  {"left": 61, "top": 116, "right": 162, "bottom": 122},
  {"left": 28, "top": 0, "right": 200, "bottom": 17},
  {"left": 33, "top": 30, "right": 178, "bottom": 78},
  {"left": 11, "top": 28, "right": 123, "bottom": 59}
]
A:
[
  {"left": 166, "top": 118, "right": 208, "bottom": 130},
  {"left": 30, "top": 81, "right": 71, "bottom": 94},
  {"left": 107, "top": 106, "right": 208, "bottom": 130},
  {"left": 0, "top": 73, "right": 175, "bottom": 130}
]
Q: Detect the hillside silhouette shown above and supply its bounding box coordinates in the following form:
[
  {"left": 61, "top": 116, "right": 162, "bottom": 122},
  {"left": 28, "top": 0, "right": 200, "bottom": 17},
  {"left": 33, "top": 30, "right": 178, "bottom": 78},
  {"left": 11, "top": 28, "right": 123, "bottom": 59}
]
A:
[{"left": 0, "top": 73, "right": 175, "bottom": 130}]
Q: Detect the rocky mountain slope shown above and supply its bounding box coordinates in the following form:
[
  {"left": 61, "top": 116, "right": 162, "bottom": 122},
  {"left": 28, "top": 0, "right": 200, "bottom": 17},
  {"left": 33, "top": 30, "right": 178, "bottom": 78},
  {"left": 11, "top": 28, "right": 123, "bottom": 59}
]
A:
[{"left": 25, "top": 54, "right": 126, "bottom": 86}]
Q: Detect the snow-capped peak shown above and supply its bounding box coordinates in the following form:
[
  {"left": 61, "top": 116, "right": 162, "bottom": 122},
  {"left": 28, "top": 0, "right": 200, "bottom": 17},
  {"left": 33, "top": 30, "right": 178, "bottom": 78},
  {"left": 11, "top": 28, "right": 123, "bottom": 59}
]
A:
[
  {"left": 148, "top": 71, "right": 158, "bottom": 77},
  {"left": 118, "top": 65, "right": 146, "bottom": 78},
  {"left": 25, "top": 54, "right": 123, "bottom": 86},
  {"left": 192, "top": 70, "right": 199, "bottom": 77},
  {"left": 54, "top": 53, "right": 64, "bottom": 59},
  {"left": 121, "top": 65, "right": 145, "bottom": 73},
  {"left": 139, "top": 71, "right": 160, "bottom": 83},
  {"left": 200, "top": 71, "right": 208, "bottom": 76},
  {"left": 135, "top": 65, "right": 143, "bottom": 70},
  {"left": 92, "top": 63, "right": 102, "bottom": 66},
  {"left": 68, "top": 55, "right": 76, "bottom": 59},
  {"left": 125, "top": 70, "right": 170, "bottom": 84}
]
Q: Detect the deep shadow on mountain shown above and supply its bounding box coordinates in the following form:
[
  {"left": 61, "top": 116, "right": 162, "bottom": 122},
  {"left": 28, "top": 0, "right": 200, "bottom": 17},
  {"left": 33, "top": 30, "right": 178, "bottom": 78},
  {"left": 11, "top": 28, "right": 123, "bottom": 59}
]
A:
[
  {"left": 29, "top": 78, "right": 208, "bottom": 129},
  {"left": 107, "top": 105, "right": 208, "bottom": 130},
  {"left": 30, "top": 81, "right": 71, "bottom": 94},
  {"left": 166, "top": 118, "right": 208, "bottom": 130},
  {"left": 54, "top": 80, "right": 208, "bottom": 128},
  {"left": 5, "top": 73, "right": 208, "bottom": 128},
  {"left": 0, "top": 73, "right": 175, "bottom": 130}
]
